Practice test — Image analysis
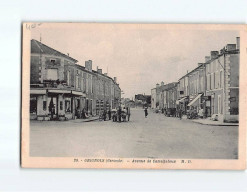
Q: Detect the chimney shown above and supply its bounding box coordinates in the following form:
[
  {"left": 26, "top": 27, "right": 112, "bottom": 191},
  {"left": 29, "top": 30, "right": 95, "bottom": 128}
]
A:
[
  {"left": 161, "top": 81, "right": 164, "bottom": 86},
  {"left": 205, "top": 56, "right": 211, "bottom": 63},
  {"left": 104, "top": 73, "right": 107, "bottom": 76},
  {"left": 114, "top": 77, "right": 117, "bottom": 83},
  {"left": 236, "top": 37, "right": 240, "bottom": 50},
  {"left": 88, "top": 60, "right": 92, "bottom": 71},
  {"left": 198, "top": 63, "right": 204, "bottom": 67},
  {"left": 85, "top": 61, "right": 88, "bottom": 70},
  {"left": 210, "top": 51, "right": 219, "bottom": 60},
  {"left": 98, "top": 68, "right": 102, "bottom": 74},
  {"left": 156, "top": 83, "right": 160, "bottom": 88}
]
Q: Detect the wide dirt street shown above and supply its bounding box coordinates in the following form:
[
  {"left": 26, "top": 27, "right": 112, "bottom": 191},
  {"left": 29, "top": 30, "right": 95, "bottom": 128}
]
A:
[{"left": 30, "top": 108, "right": 238, "bottom": 159}]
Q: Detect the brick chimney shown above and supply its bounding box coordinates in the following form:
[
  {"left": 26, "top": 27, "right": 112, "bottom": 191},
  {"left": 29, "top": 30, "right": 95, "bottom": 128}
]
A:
[
  {"left": 85, "top": 60, "right": 92, "bottom": 71},
  {"left": 205, "top": 56, "right": 211, "bottom": 63},
  {"left": 236, "top": 37, "right": 240, "bottom": 50},
  {"left": 210, "top": 51, "right": 219, "bottom": 60}
]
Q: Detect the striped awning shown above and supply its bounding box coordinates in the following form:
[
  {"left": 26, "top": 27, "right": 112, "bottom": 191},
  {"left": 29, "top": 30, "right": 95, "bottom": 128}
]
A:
[
  {"left": 178, "top": 97, "right": 187, "bottom": 103},
  {"left": 188, "top": 94, "right": 202, "bottom": 107},
  {"left": 71, "top": 91, "right": 86, "bottom": 97}
]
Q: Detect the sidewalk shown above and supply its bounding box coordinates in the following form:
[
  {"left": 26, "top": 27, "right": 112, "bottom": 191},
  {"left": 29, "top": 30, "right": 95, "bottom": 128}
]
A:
[{"left": 191, "top": 118, "right": 239, "bottom": 126}]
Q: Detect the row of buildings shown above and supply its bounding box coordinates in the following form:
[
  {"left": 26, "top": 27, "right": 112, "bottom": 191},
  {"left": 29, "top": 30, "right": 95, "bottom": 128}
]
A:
[
  {"left": 30, "top": 39, "right": 121, "bottom": 121},
  {"left": 151, "top": 37, "right": 240, "bottom": 123}
]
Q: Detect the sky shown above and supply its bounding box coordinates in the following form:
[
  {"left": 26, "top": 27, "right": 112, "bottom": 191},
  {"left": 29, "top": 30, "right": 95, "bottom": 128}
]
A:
[{"left": 30, "top": 23, "right": 239, "bottom": 99}]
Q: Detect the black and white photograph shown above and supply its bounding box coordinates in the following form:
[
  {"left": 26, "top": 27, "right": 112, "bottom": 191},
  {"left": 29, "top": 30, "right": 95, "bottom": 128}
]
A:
[{"left": 21, "top": 23, "right": 246, "bottom": 169}]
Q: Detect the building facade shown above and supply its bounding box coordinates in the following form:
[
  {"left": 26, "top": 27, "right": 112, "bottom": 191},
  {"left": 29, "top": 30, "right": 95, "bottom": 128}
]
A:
[
  {"left": 186, "top": 63, "right": 206, "bottom": 115},
  {"left": 151, "top": 88, "right": 156, "bottom": 109},
  {"left": 205, "top": 39, "right": 239, "bottom": 122},
  {"left": 30, "top": 39, "right": 121, "bottom": 121},
  {"left": 151, "top": 37, "right": 239, "bottom": 123}
]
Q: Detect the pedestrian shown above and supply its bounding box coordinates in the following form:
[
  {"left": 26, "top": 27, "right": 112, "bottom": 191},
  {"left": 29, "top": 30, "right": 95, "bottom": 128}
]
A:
[
  {"left": 112, "top": 110, "right": 117, "bottom": 122},
  {"left": 108, "top": 109, "right": 111, "bottom": 120},
  {"left": 179, "top": 109, "right": 182, "bottom": 120},
  {"left": 103, "top": 109, "right": 107, "bottom": 121},
  {"left": 118, "top": 106, "right": 122, "bottom": 122},
  {"left": 127, "top": 107, "right": 130, "bottom": 121},
  {"left": 144, "top": 107, "right": 148, "bottom": 118}
]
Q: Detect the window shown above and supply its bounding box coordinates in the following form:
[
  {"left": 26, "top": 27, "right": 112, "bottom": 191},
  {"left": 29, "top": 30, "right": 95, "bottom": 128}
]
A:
[
  {"left": 67, "top": 71, "right": 70, "bottom": 86},
  {"left": 81, "top": 76, "right": 84, "bottom": 91},
  {"left": 86, "top": 74, "right": 88, "bottom": 93},
  {"left": 220, "top": 70, "right": 223, "bottom": 88},
  {"left": 65, "top": 98, "right": 71, "bottom": 113},
  {"left": 60, "top": 101, "right": 63, "bottom": 110},
  {"left": 76, "top": 76, "right": 79, "bottom": 89},
  {"left": 50, "top": 59, "right": 56, "bottom": 65},
  {"left": 207, "top": 75, "right": 210, "bottom": 90},
  {"left": 43, "top": 101, "right": 47, "bottom": 111},
  {"left": 213, "top": 73, "right": 216, "bottom": 89},
  {"left": 30, "top": 97, "right": 37, "bottom": 114},
  {"left": 215, "top": 71, "right": 218, "bottom": 89},
  {"left": 200, "top": 77, "right": 203, "bottom": 92},
  {"left": 218, "top": 95, "right": 222, "bottom": 114},
  {"left": 211, "top": 73, "right": 214, "bottom": 89},
  {"left": 47, "top": 69, "right": 58, "bottom": 80},
  {"left": 90, "top": 75, "right": 93, "bottom": 93}
]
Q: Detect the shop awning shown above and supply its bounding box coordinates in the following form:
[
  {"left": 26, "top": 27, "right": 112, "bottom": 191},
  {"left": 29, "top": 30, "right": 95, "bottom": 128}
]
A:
[
  {"left": 30, "top": 89, "right": 47, "bottom": 95},
  {"left": 71, "top": 91, "right": 86, "bottom": 97},
  {"left": 188, "top": 94, "right": 202, "bottom": 107},
  {"left": 178, "top": 97, "right": 187, "bottom": 103},
  {"left": 48, "top": 89, "right": 71, "bottom": 94}
]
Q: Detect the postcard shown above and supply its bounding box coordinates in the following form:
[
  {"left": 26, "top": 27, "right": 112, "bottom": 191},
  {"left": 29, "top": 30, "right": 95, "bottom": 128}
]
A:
[{"left": 21, "top": 23, "right": 246, "bottom": 169}]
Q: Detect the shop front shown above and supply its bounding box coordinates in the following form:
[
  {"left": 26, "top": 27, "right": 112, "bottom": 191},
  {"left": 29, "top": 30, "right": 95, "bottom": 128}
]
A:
[
  {"left": 30, "top": 88, "right": 85, "bottom": 121},
  {"left": 176, "top": 96, "right": 189, "bottom": 113}
]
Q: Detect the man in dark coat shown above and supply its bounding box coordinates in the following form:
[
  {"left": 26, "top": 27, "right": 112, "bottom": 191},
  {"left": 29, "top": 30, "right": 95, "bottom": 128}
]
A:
[
  {"left": 144, "top": 107, "right": 148, "bottom": 118},
  {"left": 103, "top": 109, "right": 107, "bottom": 121},
  {"left": 108, "top": 109, "right": 111, "bottom": 120},
  {"left": 118, "top": 106, "right": 122, "bottom": 122}
]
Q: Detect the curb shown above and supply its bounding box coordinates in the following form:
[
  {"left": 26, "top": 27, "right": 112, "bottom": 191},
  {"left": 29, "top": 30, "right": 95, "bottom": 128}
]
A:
[
  {"left": 84, "top": 118, "right": 99, "bottom": 122},
  {"left": 191, "top": 120, "right": 239, "bottom": 126}
]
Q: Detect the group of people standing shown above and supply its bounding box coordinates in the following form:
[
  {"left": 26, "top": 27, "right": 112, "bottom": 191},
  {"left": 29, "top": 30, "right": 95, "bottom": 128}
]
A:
[{"left": 101, "top": 106, "right": 131, "bottom": 122}]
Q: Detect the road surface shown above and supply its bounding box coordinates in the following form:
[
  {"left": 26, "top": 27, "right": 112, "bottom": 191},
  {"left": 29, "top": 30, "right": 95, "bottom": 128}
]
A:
[{"left": 30, "top": 108, "right": 238, "bottom": 159}]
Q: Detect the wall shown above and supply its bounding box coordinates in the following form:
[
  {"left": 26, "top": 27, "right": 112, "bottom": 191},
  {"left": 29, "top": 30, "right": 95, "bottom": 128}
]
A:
[{"left": 30, "top": 56, "right": 40, "bottom": 84}]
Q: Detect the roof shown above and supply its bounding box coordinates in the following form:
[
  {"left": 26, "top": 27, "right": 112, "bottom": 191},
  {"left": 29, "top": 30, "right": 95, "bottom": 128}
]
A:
[
  {"left": 74, "top": 64, "right": 120, "bottom": 87},
  {"left": 178, "top": 49, "right": 239, "bottom": 81},
  {"left": 158, "top": 82, "right": 177, "bottom": 91},
  {"left": 135, "top": 94, "right": 151, "bottom": 101},
  {"left": 178, "top": 63, "right": 205, "bottom": 81},
  {"left": 31, "top": 39, "right": 78, "bottom": 62}
]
